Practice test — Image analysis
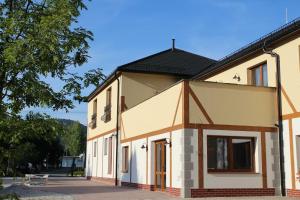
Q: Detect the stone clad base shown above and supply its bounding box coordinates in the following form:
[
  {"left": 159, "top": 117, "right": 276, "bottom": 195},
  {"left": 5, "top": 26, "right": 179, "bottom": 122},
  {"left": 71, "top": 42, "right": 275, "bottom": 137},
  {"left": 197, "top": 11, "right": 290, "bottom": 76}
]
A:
[
  {"left": 191, "top": 188, "right": 275, "bottom": 197},
  {"left": 287, "top": 189, "right": 300, "bottom": 197}
]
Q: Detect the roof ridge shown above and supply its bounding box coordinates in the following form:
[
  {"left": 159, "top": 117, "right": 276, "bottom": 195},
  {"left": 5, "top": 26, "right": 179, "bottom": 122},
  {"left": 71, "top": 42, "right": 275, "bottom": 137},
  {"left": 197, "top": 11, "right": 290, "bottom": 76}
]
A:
[{"left": 117, "top": 48, "right": 172, "bottom": 70}]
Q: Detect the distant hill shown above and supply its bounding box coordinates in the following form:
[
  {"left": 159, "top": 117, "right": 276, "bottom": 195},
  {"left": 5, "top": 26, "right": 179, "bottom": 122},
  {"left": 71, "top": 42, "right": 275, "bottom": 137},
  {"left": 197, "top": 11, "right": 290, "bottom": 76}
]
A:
[{"left": 56, "top": 119, "right": 87, "bottom": 136}]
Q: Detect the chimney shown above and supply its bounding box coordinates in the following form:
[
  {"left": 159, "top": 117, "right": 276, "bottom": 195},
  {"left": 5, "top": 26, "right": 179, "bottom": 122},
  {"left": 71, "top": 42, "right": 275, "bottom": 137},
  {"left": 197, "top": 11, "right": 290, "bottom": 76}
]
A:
[{"left": 172, "top": 39, "right": 175, "bottom": 51}]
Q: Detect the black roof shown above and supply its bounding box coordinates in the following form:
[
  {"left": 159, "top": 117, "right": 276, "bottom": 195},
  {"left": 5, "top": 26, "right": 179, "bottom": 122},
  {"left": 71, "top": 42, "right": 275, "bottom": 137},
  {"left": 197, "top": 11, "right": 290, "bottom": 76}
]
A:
[
  {"left": 194, "top": 17, "right": 300, "bottom": 79},
  {"left": 88, "top": 48, "right": 216, "bottom": 100},
  {"left": 117, "top": 48, "right": 216, "bottom": 76}
]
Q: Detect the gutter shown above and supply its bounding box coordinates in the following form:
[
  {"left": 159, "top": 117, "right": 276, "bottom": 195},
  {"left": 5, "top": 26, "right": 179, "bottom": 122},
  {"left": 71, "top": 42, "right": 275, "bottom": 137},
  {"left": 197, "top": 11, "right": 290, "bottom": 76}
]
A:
[
  {"left": 263, "top": 42, "right": 286, "bottom": 196},
  {"left": 114, "top": 72, "right": 120, "bottom": 186}
]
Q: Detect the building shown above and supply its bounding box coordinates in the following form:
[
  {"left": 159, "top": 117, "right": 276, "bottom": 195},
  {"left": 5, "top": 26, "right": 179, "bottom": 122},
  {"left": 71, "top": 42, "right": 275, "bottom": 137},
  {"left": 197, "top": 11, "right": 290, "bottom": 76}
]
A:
[{"left": 86, "top": 18, "right": 300, "bottom": 198}]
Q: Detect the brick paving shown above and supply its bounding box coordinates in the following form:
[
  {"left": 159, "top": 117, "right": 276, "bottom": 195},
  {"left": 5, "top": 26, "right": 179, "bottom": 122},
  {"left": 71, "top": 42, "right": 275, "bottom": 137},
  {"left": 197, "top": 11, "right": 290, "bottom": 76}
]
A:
[{"left": 34, "top": 177, "right": 298, "bottom": 200}]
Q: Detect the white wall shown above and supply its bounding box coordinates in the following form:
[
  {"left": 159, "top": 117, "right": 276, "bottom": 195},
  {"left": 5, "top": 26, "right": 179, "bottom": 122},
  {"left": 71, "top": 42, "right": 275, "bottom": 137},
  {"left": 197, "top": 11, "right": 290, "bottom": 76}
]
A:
[
  {"left": 85, "top": 132, "right": 116, "bottom": 179},
  {"left": 292, "top": 117, "right": 300, "bottom": 190},
  {"left": 283, "top": 120, "right": 292, "bottom": 189},
  {"left": 119, "top": 130, "right": 186, "bottom": 190},
  {"left": 203, "top": 129, "right": 264, "bottom": 188},
  {"left": 86, "top": 140, "right": 93, "bottom": 177}
]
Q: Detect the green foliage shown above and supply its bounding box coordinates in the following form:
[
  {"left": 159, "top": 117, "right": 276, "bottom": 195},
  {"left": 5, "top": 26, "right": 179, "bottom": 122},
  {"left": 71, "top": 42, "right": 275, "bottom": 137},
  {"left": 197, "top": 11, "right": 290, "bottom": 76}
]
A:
[
  {"left": 61, "top": 120, "right": 86, "bottom": 156},
  {"left": 0, "top": 193, "right": 19, "bottom": 200},
  {"left": 0, "top": 112, "right": 64, "bottom": 175},
  {"left": 0, "top": 0, "right": 106, "bottom": 115},
  {"left": 0, "top": 0, "right": 102, "bottom": 177}
]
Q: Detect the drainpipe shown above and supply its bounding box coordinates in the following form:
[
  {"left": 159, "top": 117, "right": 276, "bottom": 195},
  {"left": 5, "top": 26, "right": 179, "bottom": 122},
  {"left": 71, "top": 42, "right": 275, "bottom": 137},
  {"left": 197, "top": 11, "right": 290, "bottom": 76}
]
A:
[
  {"left": 115, "top": 72, "right": 120, "bottom": 186},
  {"left": 263, "top": 42, "right": 286, "bottom": 196}
]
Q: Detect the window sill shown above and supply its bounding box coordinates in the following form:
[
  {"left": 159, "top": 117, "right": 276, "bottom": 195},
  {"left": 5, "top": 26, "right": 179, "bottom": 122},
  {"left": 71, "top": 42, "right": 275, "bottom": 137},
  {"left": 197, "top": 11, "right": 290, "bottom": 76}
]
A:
[{"left": 208, "top": 171, "right": 259, "bottom": 174}]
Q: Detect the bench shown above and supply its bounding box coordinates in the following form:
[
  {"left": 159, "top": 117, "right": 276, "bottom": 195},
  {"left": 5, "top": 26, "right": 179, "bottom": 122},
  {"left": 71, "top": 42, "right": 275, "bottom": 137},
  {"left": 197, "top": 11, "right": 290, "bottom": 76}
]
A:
[{"left": 25, "top": 174, "right": 49, "bottom": 185}]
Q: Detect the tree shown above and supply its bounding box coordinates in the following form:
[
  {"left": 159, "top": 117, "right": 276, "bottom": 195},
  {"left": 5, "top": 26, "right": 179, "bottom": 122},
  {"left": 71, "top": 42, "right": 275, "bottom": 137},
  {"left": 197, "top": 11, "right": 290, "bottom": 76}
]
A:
[
  {"left": 0, "top": 112, "right": 64, "bottom": 175},
  {"left": 62, "top": 122, "right": 81, "bottom": 156},
  {"left": 0, "top": 0, "right": 106, "bottom": 116}
]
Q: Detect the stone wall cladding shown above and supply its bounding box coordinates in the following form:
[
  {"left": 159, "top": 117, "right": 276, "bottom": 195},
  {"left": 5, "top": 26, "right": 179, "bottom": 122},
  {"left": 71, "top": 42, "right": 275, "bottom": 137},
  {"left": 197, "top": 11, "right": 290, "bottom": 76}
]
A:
[
  {"left": 181, "top": 129, "right": 196, "bottom": 197},
  {"left": 191, "top": 188, "right": 275, "bottom": 197},
  {"left": 287, "top": 189, "right": 300, "bottom": 197}
]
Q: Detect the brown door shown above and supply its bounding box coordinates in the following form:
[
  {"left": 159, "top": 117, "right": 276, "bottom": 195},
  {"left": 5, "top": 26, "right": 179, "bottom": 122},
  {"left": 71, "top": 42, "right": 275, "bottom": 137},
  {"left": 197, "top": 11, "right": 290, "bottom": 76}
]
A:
[{"left": 154, "top": 140, "right": 166, "bottom": 191}]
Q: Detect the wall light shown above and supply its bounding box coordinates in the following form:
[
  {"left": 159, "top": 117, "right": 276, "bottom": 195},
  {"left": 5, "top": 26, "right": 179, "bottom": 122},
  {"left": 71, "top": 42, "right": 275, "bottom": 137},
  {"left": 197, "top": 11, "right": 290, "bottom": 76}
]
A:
[
  {"left": 141, "top": 143, "right": 148, "bottom": 151},
  {"left": 233, "top": 74, "right": 241, "bottom": 82}
]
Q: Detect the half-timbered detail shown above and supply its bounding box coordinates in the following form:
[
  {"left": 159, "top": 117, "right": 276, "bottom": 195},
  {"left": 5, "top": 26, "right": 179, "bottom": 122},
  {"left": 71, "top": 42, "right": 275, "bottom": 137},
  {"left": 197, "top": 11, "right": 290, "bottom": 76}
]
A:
[{"left": 86, "top": 18, "right": 300, "bottom": 197}]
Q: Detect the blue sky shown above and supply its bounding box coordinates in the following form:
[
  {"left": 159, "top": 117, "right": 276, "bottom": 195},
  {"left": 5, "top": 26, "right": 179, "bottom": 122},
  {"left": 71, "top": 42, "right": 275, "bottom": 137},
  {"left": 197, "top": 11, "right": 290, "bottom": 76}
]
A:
[{"left": 23, "top": 0, "right": 300, "bottom": 125}]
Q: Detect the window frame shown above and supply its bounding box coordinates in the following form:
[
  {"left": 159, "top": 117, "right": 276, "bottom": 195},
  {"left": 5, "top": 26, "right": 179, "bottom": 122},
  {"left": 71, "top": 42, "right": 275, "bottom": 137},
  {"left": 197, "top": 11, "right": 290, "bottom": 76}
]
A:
[
  {"left": 122, "top": 146, "right": 129, "bottom": 173},
  {"left": 207, "top": 135, "right": 255, "bottom": 173},
  {"left": 248, "top": 62, "right": 268, "bottom": 87},
  {"left": 106, "top": 87, "right": 112, "bottom": 107}
]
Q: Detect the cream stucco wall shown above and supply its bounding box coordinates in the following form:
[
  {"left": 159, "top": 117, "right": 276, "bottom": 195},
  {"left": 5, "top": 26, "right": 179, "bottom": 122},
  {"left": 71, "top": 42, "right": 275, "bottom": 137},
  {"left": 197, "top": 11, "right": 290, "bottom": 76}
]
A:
[
  {"left": 189, "top": 81, "right": 277, "bottom": 127},
  {"left": 206, "top": 37, "right": 300, "bottom": 116},
  {"left": 121, "top": 82, "right": 183, "bottom": 140},
  {"left": 87, "top": 78, "right": 120, "bottom": 139},
  {"left": 121, "top": 72, "right": 180, "bottom": 109}
]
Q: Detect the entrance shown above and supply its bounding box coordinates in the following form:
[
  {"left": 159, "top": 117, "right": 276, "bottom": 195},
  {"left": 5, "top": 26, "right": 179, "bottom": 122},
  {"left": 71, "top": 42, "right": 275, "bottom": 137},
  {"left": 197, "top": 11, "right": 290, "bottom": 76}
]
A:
[{"left": 154, "top": 140, "right": 166, "bottom": 191}]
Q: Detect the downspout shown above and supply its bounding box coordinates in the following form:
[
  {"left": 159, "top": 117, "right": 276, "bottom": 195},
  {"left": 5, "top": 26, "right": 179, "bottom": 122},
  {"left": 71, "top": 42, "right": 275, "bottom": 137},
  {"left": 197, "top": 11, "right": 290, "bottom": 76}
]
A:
[
  {"left": 115, "top": 72, "right": 120, "bottom": 186},
  {"left": 263, "top": 42, "right": 286, "bottom": 196}
]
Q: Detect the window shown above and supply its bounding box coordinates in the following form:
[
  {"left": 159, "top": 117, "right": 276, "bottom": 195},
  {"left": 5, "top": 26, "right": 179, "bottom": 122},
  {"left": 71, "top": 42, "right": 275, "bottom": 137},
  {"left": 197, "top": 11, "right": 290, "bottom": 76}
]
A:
[
  {"left": 102, "top": 87, "right": 112, "bottom": 122},
  {"left": 90, "top": 99, "right": 97, "bottom": 129},
  {"left": 122, "top": 146, "right": 129, "bottom": 173},
  {"left": 298, "top": 46, "right": 300, "bottom": 72},
  {"left": 250, "top": 63, "right": 268, "bottom": 86},
  {"left": 207, "top": 136, "right": 255, "bottom": 172},
  {"left": 104, "top": 138, "right": 108, "bottom": 155},
  {"left": 108, "top": 137, "right": 113, "bottom": 174},
  {"left": 296, "top": 136, "right": 300, "bottom": 171},
  {"left": 93, "top": 99, "right": 97, "bottom": 114},
  {"left": 93, "top": 141, "right": 97, "bottom": 157},
  {"left": 106, "top": 87, "right": 112, "bottom": 106}
]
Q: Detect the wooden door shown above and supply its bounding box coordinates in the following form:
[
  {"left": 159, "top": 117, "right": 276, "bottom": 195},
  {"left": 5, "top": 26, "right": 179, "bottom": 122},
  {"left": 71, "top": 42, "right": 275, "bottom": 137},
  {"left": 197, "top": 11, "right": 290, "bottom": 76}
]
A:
[{"left": 154, "top": 140, "right": 166, "bottom": 191}]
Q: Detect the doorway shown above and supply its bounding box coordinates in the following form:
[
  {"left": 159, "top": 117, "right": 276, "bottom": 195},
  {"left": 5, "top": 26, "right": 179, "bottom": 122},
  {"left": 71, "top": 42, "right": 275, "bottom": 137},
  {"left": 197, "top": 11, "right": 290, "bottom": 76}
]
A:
[{"left": 154, "top": 140, "right": 166, "bottom": 191}]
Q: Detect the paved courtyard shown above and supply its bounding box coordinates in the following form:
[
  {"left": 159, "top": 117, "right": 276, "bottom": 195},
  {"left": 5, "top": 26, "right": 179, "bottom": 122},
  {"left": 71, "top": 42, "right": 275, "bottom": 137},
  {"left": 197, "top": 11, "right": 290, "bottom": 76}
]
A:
[
  {"left": 31, "top": 177, "right": 298, "bottom": 200},
  {"left": 1, "top": 177, "right": 299, "bottom": 200}
]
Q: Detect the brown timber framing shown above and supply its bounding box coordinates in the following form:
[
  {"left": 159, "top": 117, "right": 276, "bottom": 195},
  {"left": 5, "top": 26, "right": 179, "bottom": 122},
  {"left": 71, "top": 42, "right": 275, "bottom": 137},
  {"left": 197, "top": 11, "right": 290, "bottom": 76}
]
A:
[
  {"left": 261, "top": 131, "right": 268, "bottom": 188},
  {"left": 198, "top": 128, "right": 204, "bottom": 188},
  {"left": 289, "top": 119, "right": 296, "bottom": 189},
  {"left": 120, "top": 123, "right": 277, "bottom": 143},
  {"left": 87, "top": 128, "right": 117, "bottom": 141},
  {"left": 182, "top": 80, "right": 189, "bottom": 126},
  {"left": 281, "top": 87, "right": 297, "bottom": 113},
  {"left": 189, "top": 86, "right": 214, "bottom": 124}
]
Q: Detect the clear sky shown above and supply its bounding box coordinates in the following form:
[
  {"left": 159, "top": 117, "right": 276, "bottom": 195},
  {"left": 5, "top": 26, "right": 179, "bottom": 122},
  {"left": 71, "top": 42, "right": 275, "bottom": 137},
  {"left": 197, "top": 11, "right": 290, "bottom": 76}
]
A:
[{"left": 23, "top": 0, "right": 300, "bottom": 125}]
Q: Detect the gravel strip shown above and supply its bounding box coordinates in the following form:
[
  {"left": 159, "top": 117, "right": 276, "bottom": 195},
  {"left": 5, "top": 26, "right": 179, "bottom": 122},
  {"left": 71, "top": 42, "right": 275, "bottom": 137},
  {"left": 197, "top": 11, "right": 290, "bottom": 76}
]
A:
[{"left": 0, "top": 184, "right": 73, "bottom": 200}]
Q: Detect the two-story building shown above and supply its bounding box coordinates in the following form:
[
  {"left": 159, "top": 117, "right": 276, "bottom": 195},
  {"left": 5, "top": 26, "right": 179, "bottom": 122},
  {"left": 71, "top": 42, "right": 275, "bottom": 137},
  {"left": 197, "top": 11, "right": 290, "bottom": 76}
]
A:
[{"left": 86, "top": 18, "right": 300, "bottom": 198}]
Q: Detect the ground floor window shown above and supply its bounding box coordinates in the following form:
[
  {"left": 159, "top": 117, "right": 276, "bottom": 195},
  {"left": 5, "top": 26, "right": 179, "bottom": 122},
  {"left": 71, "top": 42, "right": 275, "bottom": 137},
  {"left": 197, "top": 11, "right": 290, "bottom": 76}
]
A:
[
  {"left": 108, "top": 137, "right": 113, "bottom": 174},
  {"left": 296, "top": 136, "right": 300, "bottom": 172},
  {"left": 122, "top": 146, "right": 129, "bottom": 173},
  {"left": 207, "top": 136, "right": 255, "bottom": 172}
]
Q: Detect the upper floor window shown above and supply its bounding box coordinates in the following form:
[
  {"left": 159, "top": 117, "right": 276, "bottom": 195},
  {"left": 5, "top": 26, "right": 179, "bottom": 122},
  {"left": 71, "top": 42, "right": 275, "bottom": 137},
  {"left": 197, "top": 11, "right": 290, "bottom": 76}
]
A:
[
  {"left": 90, "top": 99, "right": 97, "bottom": 129},
  {"left": 93, "top": 99, "right": 97, "bottom": 114},
  {"left": 106, "top": 87, "right": 112, "bottom": 107},
  {"left": 101, "top": 87, "right": 112, "bottom": 123},
  {"left": 250, "top": 63, "right": 268, "bottom": 86}
]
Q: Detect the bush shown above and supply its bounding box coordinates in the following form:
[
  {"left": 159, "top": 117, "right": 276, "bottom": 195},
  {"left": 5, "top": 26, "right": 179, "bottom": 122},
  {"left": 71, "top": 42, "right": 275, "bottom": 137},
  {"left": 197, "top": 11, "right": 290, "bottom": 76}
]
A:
[{"left": 0, "top": 193, "right": 19, "bottom": 200}]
